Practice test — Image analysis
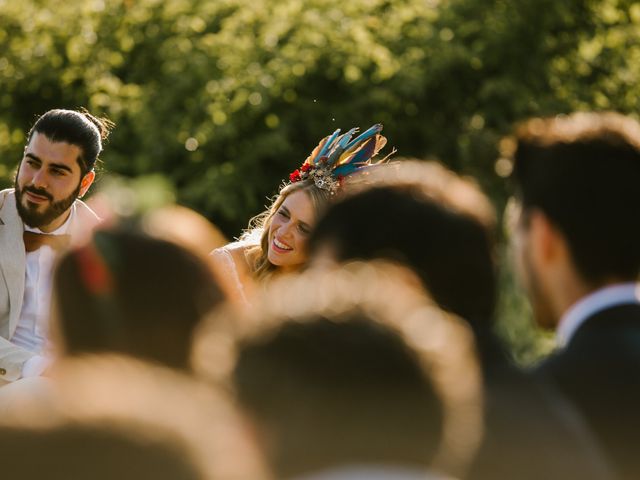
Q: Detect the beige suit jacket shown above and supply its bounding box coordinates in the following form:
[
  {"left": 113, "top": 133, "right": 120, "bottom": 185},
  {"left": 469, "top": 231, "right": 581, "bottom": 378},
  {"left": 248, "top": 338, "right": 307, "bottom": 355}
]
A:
[{"left": 0, "top": 188, "right": 100, "bottom": 382}]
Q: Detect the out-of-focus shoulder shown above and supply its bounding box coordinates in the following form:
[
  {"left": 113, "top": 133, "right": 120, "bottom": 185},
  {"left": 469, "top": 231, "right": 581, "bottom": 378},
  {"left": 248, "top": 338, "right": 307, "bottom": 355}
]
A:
[
  {"left": 211, "top": 242, "right": 250, "bottom": 269},
  {"left": 210, "top": 242, "right": 254, "bottom": 307}
]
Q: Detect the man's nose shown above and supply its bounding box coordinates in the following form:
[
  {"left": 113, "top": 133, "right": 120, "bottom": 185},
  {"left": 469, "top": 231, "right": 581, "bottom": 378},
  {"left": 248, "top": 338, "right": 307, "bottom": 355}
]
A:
[{"left": 31, "top": 169, "right": 48, "bottom": 188}]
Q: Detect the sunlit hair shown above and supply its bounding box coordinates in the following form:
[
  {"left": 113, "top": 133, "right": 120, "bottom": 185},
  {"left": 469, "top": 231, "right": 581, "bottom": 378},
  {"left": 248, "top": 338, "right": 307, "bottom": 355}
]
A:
[
  {"left": 345, "top": 158, "right": 496, "bottom": 230},
  {"left": 0, "top": 354, "right": 272, "bottom": 480},
  {"left": 194, "top": 261, "right": 483, "bottom": 478},
  {"left": 242, "top": 179, "right": 332, "bottom": 281},
  {"left": 141, "top": 204, "right": 228, "bottom": 259}
]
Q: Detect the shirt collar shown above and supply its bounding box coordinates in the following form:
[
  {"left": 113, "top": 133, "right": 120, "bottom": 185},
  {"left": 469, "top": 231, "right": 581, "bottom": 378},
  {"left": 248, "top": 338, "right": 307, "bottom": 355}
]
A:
[
  {"left": 557, "top": 282, "right": 640, "bottom": 347},
  {"left": 24, "top": 202, "right": 76, "bottom": 235}
]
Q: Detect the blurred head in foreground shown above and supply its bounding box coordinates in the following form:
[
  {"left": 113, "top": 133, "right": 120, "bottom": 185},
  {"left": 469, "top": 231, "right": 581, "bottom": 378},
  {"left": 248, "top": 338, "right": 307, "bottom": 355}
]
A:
[
  {"left": 194, "top": 261, "right": 482, "bottom": 479},
  {"left": 141, "top": 204, "right": 228, "bottom": 258},
  {"left": 52, "top": 229, "right": 227, "bottom": 370},
  {"left": 0, "top": 354, "right": 271, "bottom": 480},
  {"left": 0, "top": 423, "right": 204, "bottom": 480},
  {"left": 308, "top": 160, "right": 498, "bottom": 355}
]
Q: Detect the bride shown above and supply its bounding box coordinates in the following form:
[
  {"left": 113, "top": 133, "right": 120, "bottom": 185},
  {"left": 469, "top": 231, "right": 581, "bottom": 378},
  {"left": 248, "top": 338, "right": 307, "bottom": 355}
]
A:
[{"left": 210, "top": 124, "right": 389, "bottom": 306}]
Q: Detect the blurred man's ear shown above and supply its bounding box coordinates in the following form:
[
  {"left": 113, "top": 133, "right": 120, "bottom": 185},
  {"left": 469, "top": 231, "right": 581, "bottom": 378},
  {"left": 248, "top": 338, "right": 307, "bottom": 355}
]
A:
[{"left": 528, "top": 209, "right": 568, "bottom": 270}]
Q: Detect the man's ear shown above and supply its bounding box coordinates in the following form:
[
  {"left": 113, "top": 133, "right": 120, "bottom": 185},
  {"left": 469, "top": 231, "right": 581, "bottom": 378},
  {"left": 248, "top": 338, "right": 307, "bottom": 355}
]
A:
[
  {"left": 78, "top": 170, "right": 95, "bottom": 198},
  {"left": 528, "top": 209, "right": 566, "bottom": 267}
]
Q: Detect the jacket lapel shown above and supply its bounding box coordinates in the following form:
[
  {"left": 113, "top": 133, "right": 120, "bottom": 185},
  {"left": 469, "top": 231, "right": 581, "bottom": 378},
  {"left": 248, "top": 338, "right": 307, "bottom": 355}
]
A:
[{"left": 0, "top": 189, "right": 26, "bottom": 336}]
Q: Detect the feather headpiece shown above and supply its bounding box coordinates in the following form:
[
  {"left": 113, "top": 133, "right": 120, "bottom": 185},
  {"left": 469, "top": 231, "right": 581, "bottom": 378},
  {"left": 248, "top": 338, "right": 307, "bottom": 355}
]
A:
[{"left": 289, "top": 123, "right": 393, "bottom": 194}]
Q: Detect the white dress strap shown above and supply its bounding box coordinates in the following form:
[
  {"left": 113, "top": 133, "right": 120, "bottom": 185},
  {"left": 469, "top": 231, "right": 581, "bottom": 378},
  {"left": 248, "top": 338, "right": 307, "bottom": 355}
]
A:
[{"left": 210, "top": 247, "right": 250, "bottom": 306}]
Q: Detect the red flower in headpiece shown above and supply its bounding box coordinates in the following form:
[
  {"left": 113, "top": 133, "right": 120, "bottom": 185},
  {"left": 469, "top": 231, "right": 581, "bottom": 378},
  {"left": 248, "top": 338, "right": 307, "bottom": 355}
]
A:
[
  {"left": 300, "top": 163, "right": 313, "bottom": 173},
  {"left": 74, "top": 244, "right": 113, "bottom": 295},
  {"left": 289, "top": 169, "right": 302, "bottom": 182}
]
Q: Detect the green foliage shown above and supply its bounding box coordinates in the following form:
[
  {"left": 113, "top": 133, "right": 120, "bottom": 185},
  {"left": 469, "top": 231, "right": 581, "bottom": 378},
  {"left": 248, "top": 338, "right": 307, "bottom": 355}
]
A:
[
  {"left": 0, "top": 0, "right": 637, "bottom": 363},
  {"left": 3, "top": 0, "right": 639, "bottom": 227}
]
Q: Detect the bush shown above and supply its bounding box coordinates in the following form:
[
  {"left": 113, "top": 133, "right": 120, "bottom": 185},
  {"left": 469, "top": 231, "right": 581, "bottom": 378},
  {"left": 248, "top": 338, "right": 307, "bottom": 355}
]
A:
[{"left": 1, "top": 0, "right": 637, "bottom": 363}]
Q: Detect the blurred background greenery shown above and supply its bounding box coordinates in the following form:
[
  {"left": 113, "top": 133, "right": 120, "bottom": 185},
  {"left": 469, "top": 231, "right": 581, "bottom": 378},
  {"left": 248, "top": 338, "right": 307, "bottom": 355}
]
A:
[{"left": 1, "top": 0, "right": 637, "bottom": 364}]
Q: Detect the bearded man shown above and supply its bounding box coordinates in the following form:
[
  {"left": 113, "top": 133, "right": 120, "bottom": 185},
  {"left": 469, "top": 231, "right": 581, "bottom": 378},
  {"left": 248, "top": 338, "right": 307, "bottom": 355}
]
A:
[{"left": 0, "top": 109, "right": 112, "bottom": 383}]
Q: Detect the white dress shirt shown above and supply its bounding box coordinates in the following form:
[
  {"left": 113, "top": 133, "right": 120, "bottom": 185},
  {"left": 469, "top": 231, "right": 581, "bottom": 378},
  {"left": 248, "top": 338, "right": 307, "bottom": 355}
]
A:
[
  {"left": 557, "top": 282, "right": 640, "bottom": 348},
  {"left": 10, "top": 205, "right": 75, "bottom": 376},
  {"left": 293, "top": 465, "right": 443, "bottom": 480}
]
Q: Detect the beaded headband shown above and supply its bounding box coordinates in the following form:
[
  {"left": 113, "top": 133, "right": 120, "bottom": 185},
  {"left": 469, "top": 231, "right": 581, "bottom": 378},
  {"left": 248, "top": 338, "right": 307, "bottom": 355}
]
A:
[{"left": 289, "top": 123, "right": 392, "bottom": 194}]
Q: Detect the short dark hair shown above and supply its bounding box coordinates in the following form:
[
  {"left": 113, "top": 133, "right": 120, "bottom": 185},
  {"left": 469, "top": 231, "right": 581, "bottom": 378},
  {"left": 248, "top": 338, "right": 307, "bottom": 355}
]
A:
[
  {"left": 308, "top": 161, "right": 497, "bottom": 328},
  {"left": 236, "top": 315, "right": 443, "bottom": 476},
  {"left": 198, "top": 263, "right": 482, "bottom": 478},
  {"left": 0, "top": 423, "right": 204, "bottom": 480},
  {"left": 54, "top": 230, "right": 226, "bottom": 370},
  {"left": 28, "top": 108, "right": 114, "bottom": 174},
  {"left": 511, "top": 112, "right": 640, "bottom": 284},
  {"left": 0, "top": 356, "right": 270, "bottom": 480}
]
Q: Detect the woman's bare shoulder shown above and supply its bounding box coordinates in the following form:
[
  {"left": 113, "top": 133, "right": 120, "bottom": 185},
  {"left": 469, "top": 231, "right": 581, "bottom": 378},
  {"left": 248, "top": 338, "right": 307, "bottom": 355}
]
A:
[{"left": 211, "top": 242, "right": 251, "bottom": 269}]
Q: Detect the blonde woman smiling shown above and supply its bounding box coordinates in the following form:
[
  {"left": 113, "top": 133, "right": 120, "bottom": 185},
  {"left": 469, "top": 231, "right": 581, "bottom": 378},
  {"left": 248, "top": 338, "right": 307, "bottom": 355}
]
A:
[{"left": 210, "top": 124, "right": 390, "bottom": 306}]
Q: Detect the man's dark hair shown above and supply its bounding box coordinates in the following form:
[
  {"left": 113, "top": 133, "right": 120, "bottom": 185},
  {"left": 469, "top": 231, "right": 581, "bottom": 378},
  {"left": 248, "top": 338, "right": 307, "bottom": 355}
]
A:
[
  {"left": 235, "top": 314, "right": 443, "bottom": 477},
  {"left": 309, "top": 161, "right": 497, "bottom": 329},
  {"left": 212, "top": 263, "right": 483, "bottom": 479},
  {"left": 54, "top": 229, "right": 226, "bottom": 370},
  {"left": 28, "top": 108, "right": 114, "bottom": 175},
  {"left": 511, "top": 112, "right": 640, "bottom": 285},
  {"left": 0, "top": 423, "right": 204, "bottom": 480}
]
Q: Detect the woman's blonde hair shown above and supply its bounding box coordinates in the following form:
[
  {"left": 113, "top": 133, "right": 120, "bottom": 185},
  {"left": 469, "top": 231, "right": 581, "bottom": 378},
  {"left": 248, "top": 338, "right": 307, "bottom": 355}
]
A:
[{"left": 242, "top": 179, "right": 331, "bottom": 281}]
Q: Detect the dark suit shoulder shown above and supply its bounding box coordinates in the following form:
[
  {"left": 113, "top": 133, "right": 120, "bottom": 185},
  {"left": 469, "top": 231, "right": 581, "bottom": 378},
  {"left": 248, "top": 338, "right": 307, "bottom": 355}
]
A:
[
  {"left": 540, "top": 304, "right": 640, "bottom": 375},
  {"left": 536, "top": 303, "right": 640, "bottom": 480},
  {"left": 468, "top": 366, "right": 614, "bottom": 480}
]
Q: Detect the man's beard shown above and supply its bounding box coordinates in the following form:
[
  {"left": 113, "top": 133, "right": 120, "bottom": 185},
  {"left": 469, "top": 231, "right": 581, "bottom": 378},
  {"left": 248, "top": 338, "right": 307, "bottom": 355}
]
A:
[{"left": 14, "top": 178, "right": 81, "bottom": 229}]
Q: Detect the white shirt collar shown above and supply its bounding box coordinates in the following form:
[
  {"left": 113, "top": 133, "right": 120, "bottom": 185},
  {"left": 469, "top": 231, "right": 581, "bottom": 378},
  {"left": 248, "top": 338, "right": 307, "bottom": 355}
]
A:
[
  {"left": 557, "top": 282, "right": 640, "bottom": 347},
  {"left": 293, "top": 465, "right": 440, "bottom": 480},
  {"left": 24, "top": 202, "right": 75, "bottom": 235}
]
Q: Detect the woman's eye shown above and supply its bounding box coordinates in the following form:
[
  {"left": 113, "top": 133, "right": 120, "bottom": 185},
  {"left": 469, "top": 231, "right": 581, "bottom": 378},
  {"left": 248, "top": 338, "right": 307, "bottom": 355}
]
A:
[{"left": 277, "top": 210, "right": 290, "bottom": 219}]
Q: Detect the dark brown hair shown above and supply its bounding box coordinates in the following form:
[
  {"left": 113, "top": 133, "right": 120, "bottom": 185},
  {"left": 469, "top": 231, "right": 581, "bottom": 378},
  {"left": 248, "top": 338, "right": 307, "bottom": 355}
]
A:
[
  {"left": 29, "top": 108, "right": 114, "bottom": 174},
  {"left": 53, "top": 229, "right": 225, "bottom": 370},
  {"left": 511, "top": 112, "right": 640, "bottom": 284},
  {"left": 308, "top": 160, "right": 498, "bottom": 327}
]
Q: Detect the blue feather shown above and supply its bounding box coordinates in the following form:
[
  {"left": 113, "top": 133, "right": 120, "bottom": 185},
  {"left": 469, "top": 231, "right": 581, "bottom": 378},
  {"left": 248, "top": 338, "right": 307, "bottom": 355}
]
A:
[
  {"left": 326, "top": 128, "right": 358, "bottom": 166},
  {"left": 333, "top": 163, "right": 366, "bottom": 177},
  {"left": 346, "top": 138, "right": 376, "bottom": 165},
  {"left": 336, "top": 128, "right": 357, "bottom": 151},
  {"left": 344, "top": 123, "right": 383, "bottom": 150},
  {"left": 315, "top": 129, "right": 341, "bottom": 162}
]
